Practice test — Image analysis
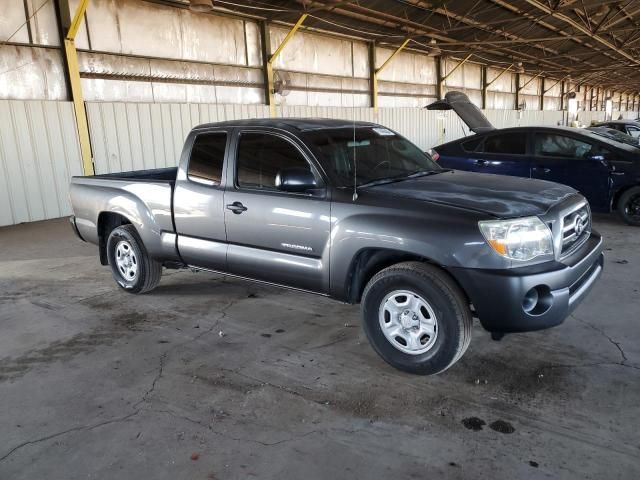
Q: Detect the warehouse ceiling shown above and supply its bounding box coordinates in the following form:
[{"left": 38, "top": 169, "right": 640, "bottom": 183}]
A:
[{"left": 170, "top": 0, "right": 640, "bottom": 92}]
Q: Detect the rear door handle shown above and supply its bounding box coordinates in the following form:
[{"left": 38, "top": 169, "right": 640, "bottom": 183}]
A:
[
  {"left": 226, "top": 201, "right": 247, "bottom": 214},
  {"left": 474, "top": 159, "right": 489, "bottom": 166},
  {"left": 533, "top": 166, "right": 551, "bottom": 173}
]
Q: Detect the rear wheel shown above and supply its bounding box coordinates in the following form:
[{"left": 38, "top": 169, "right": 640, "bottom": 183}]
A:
[
  {"left": 106, "top": 225, "right": 162, "bottom": 294},
  {"left": 618, "top": 186, "right": 640, "bottom": 226},
  {"left": 361, "top": 262, "right": 472, "bottom": 375}
]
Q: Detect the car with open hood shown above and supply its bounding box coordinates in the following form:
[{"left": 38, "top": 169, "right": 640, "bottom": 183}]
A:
[{"left": 428, "top": 92, "right": 640, "bottom": 226}]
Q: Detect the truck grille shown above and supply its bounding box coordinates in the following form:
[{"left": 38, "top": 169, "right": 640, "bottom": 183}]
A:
[{"left": 561, "top": 204, "right": 591, "bottom": 256}]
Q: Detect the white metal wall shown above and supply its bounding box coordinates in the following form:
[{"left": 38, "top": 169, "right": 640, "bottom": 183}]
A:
[
  {"left": 86, "top": 102, "right": 575, "bottom": 173},
  {"left": 1, "top": 100, "right": 638, "bottom": 227},
  {"left": 0, "top": 101, "right": 83, "bottom": 227}
]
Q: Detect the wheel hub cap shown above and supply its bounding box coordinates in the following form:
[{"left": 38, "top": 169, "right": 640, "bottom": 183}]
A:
[
  {"left": 115, "top": 240, "right": 138, "bottom": 281},
  {"left": 379, "top": 290, "right": 438, "bottom": 355}
]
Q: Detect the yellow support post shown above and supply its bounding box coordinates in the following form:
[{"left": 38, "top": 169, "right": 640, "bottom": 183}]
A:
[
  {"left": 372, "top": 38, "right": 411, "bottom": 112},
  {"left": 63, "top": 0, "right": 93, "bottom": 175},
  {"left": 441, "top": 53, "right": 473, "bottom": 82},
  {"left": 267, "top": 14, "right": 308, "bottom": 117}
]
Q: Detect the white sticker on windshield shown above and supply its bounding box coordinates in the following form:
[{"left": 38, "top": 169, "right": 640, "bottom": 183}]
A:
[{"left": 372, "top": 127, "right": 395, "bottom": 136}]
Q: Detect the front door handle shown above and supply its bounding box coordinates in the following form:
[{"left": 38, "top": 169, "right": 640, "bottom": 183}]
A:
[
  {"left": 474, "top": 159, "right": 489, "bottom": 166},
  {"left": 226, "top": 201, "right": 247, "bottom": 214},
  {"left": 533, "top": 166, "right": 551, "bottom": 174}
]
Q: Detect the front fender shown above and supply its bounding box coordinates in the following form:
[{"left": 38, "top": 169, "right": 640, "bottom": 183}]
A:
[{"left": 328, "top": 195, "right": 501, "bottom": 300}]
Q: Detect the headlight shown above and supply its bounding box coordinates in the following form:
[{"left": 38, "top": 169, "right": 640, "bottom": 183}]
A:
[{"left": 479, "top": 216, "right": 553, "bottom": 261}]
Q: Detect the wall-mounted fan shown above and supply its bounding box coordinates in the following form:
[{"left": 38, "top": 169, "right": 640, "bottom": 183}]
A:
[{"left": 273, "top": 71, "right": 292, "bottom": 97}]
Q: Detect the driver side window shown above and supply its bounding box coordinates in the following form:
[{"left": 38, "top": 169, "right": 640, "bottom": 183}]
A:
[
  {"left": 534, "top": 134, "right": 592, "bottom": 159},
  {"left": 236, "top": 132, "right": 314, "bottom": 190}
]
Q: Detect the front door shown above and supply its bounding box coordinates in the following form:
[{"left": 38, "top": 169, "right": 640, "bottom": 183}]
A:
[
  {"left": 467, "top": 131, "right": 532, "bottom": 178},
  {"left": 224, "top": 130, "right": 331, "bottom": 293},
  {"left": 530, "top": 132, "right": 610, "bottom": 211}
]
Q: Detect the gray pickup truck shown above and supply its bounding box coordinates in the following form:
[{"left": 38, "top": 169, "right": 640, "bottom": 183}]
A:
[{"left": 70, "top": 118, "right": 604, "bottom": 375}]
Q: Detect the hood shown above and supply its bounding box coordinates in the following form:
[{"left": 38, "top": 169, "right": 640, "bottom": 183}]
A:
[
  {"left": 426, "top": 91, "right": 495, "bottom": 134},
  {"left": 367, "top": 170, "right": 577, "bottom": 218}
]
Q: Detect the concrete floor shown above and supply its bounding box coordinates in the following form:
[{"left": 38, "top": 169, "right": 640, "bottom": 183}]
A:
[{"left": 0, "top": 216, "right": 638, "bottom": 480}]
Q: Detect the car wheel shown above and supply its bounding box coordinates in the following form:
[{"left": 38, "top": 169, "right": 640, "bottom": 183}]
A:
[
  {"left": 618, "top": 186, "right": 640, "bottom": 226},
  {"left": 361, "top": 261, "right": 472, "bottom": 375},
  {"left": 106, "top": 224, "right": 162, "bottom": 294}
]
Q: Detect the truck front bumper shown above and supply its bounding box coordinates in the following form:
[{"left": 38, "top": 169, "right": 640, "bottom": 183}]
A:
[{"left": 449, "top": 232, "right": 604, "bottom": 333}]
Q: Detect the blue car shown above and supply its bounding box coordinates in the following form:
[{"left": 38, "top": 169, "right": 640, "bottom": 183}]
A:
[{"left": 428, "top": 92, "right": 640, "bottom": 226}]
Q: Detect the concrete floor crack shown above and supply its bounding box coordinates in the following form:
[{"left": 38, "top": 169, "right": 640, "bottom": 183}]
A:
[{"left": 571, "top": 314, "right": 628, "bottom": 364}]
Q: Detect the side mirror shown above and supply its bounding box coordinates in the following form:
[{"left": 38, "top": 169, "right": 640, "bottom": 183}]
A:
[{"left": 275, "top": 167, "right": 318, "bottom": 192}]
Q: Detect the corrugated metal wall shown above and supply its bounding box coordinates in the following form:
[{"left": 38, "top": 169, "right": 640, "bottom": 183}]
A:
[
  {"left": 86, "top": 102, "right": 573, "bottom": 173},
  {"left": 0, "top": 101, "right": 83, "bottom": 227},
  {"left": 1, "top": 100, "right": 638, "bottom": 227}
]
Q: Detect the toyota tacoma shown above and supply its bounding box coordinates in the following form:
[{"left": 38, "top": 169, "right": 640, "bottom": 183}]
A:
[{"left": 70, "top": 119, "right": 604, "bottom": 375}]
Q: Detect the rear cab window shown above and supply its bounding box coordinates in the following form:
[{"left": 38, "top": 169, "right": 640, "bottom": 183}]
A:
[{"left": 188, "top": 132, "right": 227, "bottom": 185}]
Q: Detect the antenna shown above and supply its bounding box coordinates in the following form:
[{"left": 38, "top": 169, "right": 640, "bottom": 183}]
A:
[{"left": 350, "top": 46, "right": 358, "bottom": 201}]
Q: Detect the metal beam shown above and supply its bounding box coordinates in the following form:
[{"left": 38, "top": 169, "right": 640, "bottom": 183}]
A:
[
  {"left": 522, "top": 0, "right": 640, "bottom": 66},
  {"left": 59, "top": 0, "right": 93, "bottom": 176},
  {"left": 266, "top": 13, "right": 308, "bottom": 117},
  {"left": 518, "top": 71, "right": 544, "bottom": 92},
  {"left": 441, "top": 53, "right": 473, "bottom": 82},
  {"left": 486, "top": 64, "right": 513, "bottom": 88},
  {"left": 372, "top": 38, "right": 411, "bottom": 111}
]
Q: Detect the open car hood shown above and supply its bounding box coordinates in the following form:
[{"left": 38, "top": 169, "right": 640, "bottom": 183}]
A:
[{"left": 426, "top": 91, "right": 495, "bottom": 134}]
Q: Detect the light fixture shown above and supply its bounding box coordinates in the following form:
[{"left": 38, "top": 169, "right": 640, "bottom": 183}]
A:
[
  {"left": 428, "top": 38, "right": 441, "bottom": 57},
  {"left": 514, "top": 62, "right": 525, "bottom": 74},
  {"left": 189, "top": 0, "right": 213, "bottom": 12}
]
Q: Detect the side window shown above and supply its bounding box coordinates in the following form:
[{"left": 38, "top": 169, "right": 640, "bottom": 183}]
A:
[
  {"left": 236, "top": 132, "right": 314, "bottom": 190},
  {"left": 461, "top": 136, "right": 483, "bottom": 152},
  {"left": 626, "top": 126, "right": 640, "bottom": 139},
  {"left": 482, "top": 133, "right": 526, "bottom": 155},
  {"left": 188, "top": 133, "right": 227, "bottom": 185},
  {"left": 534, "top": 134, "right": 592, "bottom": 158}
]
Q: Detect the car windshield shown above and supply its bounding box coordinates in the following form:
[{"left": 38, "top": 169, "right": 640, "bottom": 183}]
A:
[
  {"left": 303, "top": 126, "right": 441, "bottom": 187},
  {"left": 587, "top": 127, "right": 640, "bottom": 149}
]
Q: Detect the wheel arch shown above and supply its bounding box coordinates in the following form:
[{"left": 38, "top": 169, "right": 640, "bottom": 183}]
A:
[
  {"left": 344, "top": 248, "right": 468, "bottom": 305},
  {"left": 97, "top": 212, "right": 133, "bottom": 265}
]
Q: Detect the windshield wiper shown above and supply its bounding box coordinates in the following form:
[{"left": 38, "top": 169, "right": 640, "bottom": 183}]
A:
[{"left": 358, "top": 169, "right": 447, "bottom": 188}]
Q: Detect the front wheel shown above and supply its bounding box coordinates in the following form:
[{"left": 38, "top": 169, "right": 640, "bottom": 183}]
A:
[
  {"left": 106, "top": 225, "right": 162, "bottom": 294},
  {"left": 618, "top": 186, "right": 640, "bottom": 226},
  {"left": 361, "top": 262, "right": 472, "bottom": 375}
]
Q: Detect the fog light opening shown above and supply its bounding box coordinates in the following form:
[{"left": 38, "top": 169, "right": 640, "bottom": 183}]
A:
[{"left": 522, "top": 285, "right": 553, "bottom": 316}]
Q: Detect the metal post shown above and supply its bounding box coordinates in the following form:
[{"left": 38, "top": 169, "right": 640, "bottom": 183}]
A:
[
  {"left": 540, "top": 77, "right": 545, "bottom": 111},
  {"left": 435, "top": 56, "right": 443, "bottom": 100},
  {"left": 481, "top": 65, "right": 487, "bottom": 109},
  {"left": 59, "top": 0, "right": 93, "bottom": 176},
  {"left": 267, "top": 13, "right": 308, "bottom": 117},
  {"left": 259, "top": 21, "right": 271, "bottom": 112},
  {"left": 515, "top": 72, "right": 520, "bottom": 110},
  {"left": 369, "top": 42, "right": 377, "bottom": 109},
  {"left": 372, "top": 38, "right": 411, "bottom": 112}
]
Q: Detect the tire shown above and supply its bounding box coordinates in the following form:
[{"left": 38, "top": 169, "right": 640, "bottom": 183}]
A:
[
  {"left": 361, "top": 261, "right": 472, "bottom": 375},
  {"left": 617, "top": 186, "right": 640, "bottom": 226},
  {"left": 106, "top": 224, "right": 162, "bottom": 294}
]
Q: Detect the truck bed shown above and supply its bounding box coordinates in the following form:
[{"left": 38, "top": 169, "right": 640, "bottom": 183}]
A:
[{"left": 70, "top": 167, "right": 178, "bottom": 261}]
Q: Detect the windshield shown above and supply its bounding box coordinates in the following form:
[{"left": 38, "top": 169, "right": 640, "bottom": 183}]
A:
[
  {"left": 303, "top": 126, "right": 440, "bottom": 187},
  {"left": 587, "top": 127, "right": 640, "bottom": 149}
]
